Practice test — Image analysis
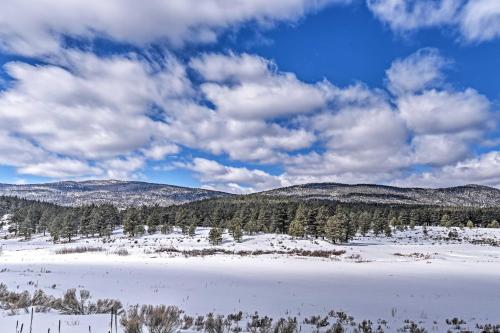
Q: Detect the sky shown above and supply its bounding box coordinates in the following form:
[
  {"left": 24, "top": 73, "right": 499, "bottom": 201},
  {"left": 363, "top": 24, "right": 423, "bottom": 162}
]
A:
[{"left": 0, "top": 0, "right": 499, "bottom": 193}]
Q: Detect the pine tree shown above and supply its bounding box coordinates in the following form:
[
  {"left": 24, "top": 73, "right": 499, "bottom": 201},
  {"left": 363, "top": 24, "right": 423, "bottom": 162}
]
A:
[
  {"left": 288, "top": 216, "right": 305, "bottom": 238},
  {"left": 324, "top": 215, "right": 344, "bottom": 244},
  {"left": 384, "top": 221, "right": 392, "bottom": 237},
  {"left": 208, "top": 227, "right": 223, "bottom": 245},
  {"left": 37, "top": 209, "right": 52, "bottom": 236},
  {"left": 188, "top": 223, "right": 197, "bottom": 237},
  {"left": 290, "top": 205, "right": 307, "bottom": 238},
  {"left": 124, "top": 208, "right": 142, "bottom": 237},
  {"left": 315, "top": 206, "right": 329, "bottom": 238},
  {"left": 232, "top": 223, "right": 243, "bottom": 242},
  {"left": 466, "top": 220, "right": 474, "bottom": 229},
  {"left": 358, "top": 212, "right": 371, "bottom": 236},
  {"left": 389, "top": 217, "right": 398, "bottom": 234},
  {"left": 61, "top": 211, "right": 78, "bottom": 242},
  {"left": 440, "top": 214, "right": 453, "bottom": 228},
  {"left": 271, "top": 205, "right": 288, "bottom": 234},
  {"left": 409, "top": 210, "right": 419, "bottom": 229},
  {"left": 372, "top": 210, "right": 385, "bottom": 236},
  {"left": 146, "top": 209, "right": 161, "bottom": 234},
  {"left": 305, "top": 207, "right": 318, "bottom": 238},
  {"left": 48, "top": 213, "right": 63, "bottom": 243},
  {"left": 256, "top": 207, "right": 271, "bottom": 232}
]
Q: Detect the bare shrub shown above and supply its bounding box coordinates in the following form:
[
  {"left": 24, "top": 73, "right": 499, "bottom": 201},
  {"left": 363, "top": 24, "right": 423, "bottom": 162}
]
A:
[
  {"left": 247, "top": 313, "right": 273, "bottom": 333},
  {"left": 121, "top": 305, "right": 144, "bottom": 333},
  {"left": 155, "top": 247, "right": 345, "bottom": 258},
  {"left": 204, "top": 313, "right": 228, "bottom": 333},
  {"left": 141, "top": 304, "right": 183, "bottom": 333},
  {"left": 114, "top": 248, "right": 130, "bottom": 256},
  {"left": 55, "top": 246, "right": 104, "bottom": 254},
  {"left": 273, "top": 317, "right": 298, "bottom": 333}
]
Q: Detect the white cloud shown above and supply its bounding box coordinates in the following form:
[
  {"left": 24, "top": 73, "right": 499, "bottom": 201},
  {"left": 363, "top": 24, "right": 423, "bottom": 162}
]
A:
[
  {"left": 0, "top": 45, "right": 497, "bottom": 190},
  {"left": 460, "top": 0, "right": 500, "bottom": 42},
  {"left": 191, "top": 53, "right": 333, "bottom": 119},
  {"left": 367, "top": 0, "right": 500, "bottom": 43},
  {"left": 397, "top": 89, "right": 490, "bottom": 135},
  {"left": 386, "top": 48, "right": 450, "bottom": 95},
  {"left": 0, "top": 0, "right": 346, "bottom": 56},
  {"left": 411, "top": 133, "right": 474, "bottom": 166},
  {"left": 393, "top": 151, "right": 500, "bottom": 188},
  {"left": 0, "top": 50, "right": 190, "bottom": 179},
  {"left": 180, "top": 158, "right": 285, "bottom": 193},
  {"left": 18, "top": 159, "right": 102, "bottom": 179},
  {"left": 367, "top": 0, "right": 461, "bottom": 31}
]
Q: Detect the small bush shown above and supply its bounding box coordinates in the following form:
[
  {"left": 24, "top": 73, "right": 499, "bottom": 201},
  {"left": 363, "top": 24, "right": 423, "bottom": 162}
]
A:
[
  {"left": 121, "top": 306, "right": 144, "bottom": 333},
  {"left": 55, "top": 246, "right": 104, "bottom": 254},
  {"left": 142, "top": 305, "right": 183, "bottom": 333},
  {"left": 114, "top": 248, "right": 130, "bottom": 256}
]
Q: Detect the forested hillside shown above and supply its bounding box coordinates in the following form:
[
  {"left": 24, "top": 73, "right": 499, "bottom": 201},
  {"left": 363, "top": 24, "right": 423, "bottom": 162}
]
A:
[{"left": 2, "top": 194, "right": 499, "bottom": 245}]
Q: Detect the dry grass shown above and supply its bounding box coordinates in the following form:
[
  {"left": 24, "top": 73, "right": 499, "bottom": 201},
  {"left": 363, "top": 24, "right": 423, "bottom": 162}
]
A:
[
  {"left": 55, "top": 246, "right": 104, "bottom": 255},
  {"left": 155, "top": 247, "right": 345, "bottom": 258}
]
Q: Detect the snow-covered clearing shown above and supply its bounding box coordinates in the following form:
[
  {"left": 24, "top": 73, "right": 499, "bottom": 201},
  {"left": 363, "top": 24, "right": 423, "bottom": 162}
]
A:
[{"left": 0, "top": 226, "right": 499, "bottom": 332}]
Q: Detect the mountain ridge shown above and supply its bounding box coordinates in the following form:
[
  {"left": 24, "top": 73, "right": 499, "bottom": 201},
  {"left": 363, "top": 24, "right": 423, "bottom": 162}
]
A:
[
  {"left": 1, "top": 180, "right": 500, "bottom": 208},
  {"left": 0, "top": 180, "right": 230, "bottom": 208},
  {"left": 260, "top": 182, "right": 500, "bottom": 207}
]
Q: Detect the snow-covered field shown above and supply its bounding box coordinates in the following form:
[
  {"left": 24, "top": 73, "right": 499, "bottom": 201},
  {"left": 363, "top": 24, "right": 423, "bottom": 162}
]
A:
[{"left": 0, "top": 226, "right": 499, "bottom": 332}]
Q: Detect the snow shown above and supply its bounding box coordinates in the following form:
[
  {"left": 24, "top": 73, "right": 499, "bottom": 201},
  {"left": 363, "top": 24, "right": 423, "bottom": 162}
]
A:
[{"left": 0, "top": 226, "right": 499, "bottom": 332}]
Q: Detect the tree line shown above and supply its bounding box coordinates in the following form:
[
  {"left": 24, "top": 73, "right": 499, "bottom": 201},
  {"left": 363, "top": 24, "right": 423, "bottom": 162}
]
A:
[{"left": 1, "top": 195, "right": 500, "bottom": 244}]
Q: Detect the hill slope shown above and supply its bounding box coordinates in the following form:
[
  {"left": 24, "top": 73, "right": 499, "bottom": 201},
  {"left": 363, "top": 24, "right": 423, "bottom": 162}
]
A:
[
  {"left": 0, "top": 180, "right": 229, "bottom": 208},
  {"left": 261, "top": 183, "right": 500, "bottom": 207}
]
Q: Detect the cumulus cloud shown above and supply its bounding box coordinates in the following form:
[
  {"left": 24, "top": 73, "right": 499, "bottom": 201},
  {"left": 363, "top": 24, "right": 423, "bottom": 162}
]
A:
[
  {"left": 191, "top": 53, "right": 333, "bottom": 119},
  {"left": 367, "top": 0, "right": 500, "bottom": 43},
  {"left": 397, "top": 89, "right": 491, "bottom": 135},
  {"left": 180, "top": 158, "right": 285, "bottom": 193},
  {"left": 0, "top": 50, "right": 190, "bottom": 179},
  {"left": 386, "top": 48, "right": 450, "bottom": 95},
  {"left": 0, "top": 0, "right": 345, "bottom": 56},
  {"left": 0, "top": 44, "right": 497, "bottom": 191},
  {"left": 460, "top": 0, "right": 500, "bottom": 42},
  {"left": 393, "top": 151, "right": 500, "bottom": 188},
  {"left": 367, "top": 0, "right": 461, "bottom": 31}
]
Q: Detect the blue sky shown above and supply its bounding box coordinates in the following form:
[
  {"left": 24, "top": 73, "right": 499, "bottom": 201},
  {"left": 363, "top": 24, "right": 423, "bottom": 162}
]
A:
[{"left": 0, "top": 0, "right": 499, "bottom": 192}]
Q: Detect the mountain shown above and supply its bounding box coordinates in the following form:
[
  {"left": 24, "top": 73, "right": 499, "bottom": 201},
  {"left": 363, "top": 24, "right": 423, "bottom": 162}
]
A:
[
  {"left": 1, "top": 180, "right": 499, "bottom": 208},
  {"left": 0, "top": 180, "right": 229, "bottom": 208},
  {"left": 261, "top": 183, "right": 500, "bottom": 207}
]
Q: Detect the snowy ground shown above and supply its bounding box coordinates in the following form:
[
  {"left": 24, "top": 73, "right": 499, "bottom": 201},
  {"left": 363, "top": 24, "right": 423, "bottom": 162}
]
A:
[{"left": 0, "top": 226, "right": 499, "bottom": 332}]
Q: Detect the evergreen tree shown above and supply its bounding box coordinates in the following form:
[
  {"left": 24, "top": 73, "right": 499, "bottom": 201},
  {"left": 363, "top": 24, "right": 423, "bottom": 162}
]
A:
[
  {"left": 372, "top": 210, "right": 385, "bottom": 236},
  {"left": 305, "top": 207, "right": 318, "bottom": 238},
  {"left": 232, "top": 223, "right": 243, "bottom": 242},
  {"left": 271, "top": 205, "right": 288, "bottom": 234},
  {"left": 124, "top": 208, "right": 143, "bottom": 237},
  {"left": 409, "top": 210, "right": 419, "bottom": 229},
  {"left": 188, "top": 223, "right": 197, "bottom": 237},
  {"left": 208, "top": 227, "right": 223, "bottom": 245},
  {"left": 315, "top": 206, "right": 329, "bottom": 239},
  {"left": 146, "top": 209, "right": 161, "bottom": 234},
  {"left": 37, "top": 209, "right": 52, "bottom": 236},
  {"left": 288, "top": 215, "right": 305, "bottom": 238},
  {"left": 65, "top": 211, "right": 80, "bottom": 242},
  {"left": 290, "top": 205, "right": 307, "bottom": 238},
  {"left": 440, "top": 214, "right": 453, "bottom": 228},
  {"left": 384, "top": 221, "right": 392, "bottom": 237},
  {"left": 256, "top": 207, "right": 271, "bottom": 232},
  {"left": 324, "top": 215, "right": 344, "bottom": 244},
  {"left": 325, "top": 212, "right": 354, "bottom": 243},
  {"left": 358, "top": 211, "right": 371, "bottom": 236}
]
